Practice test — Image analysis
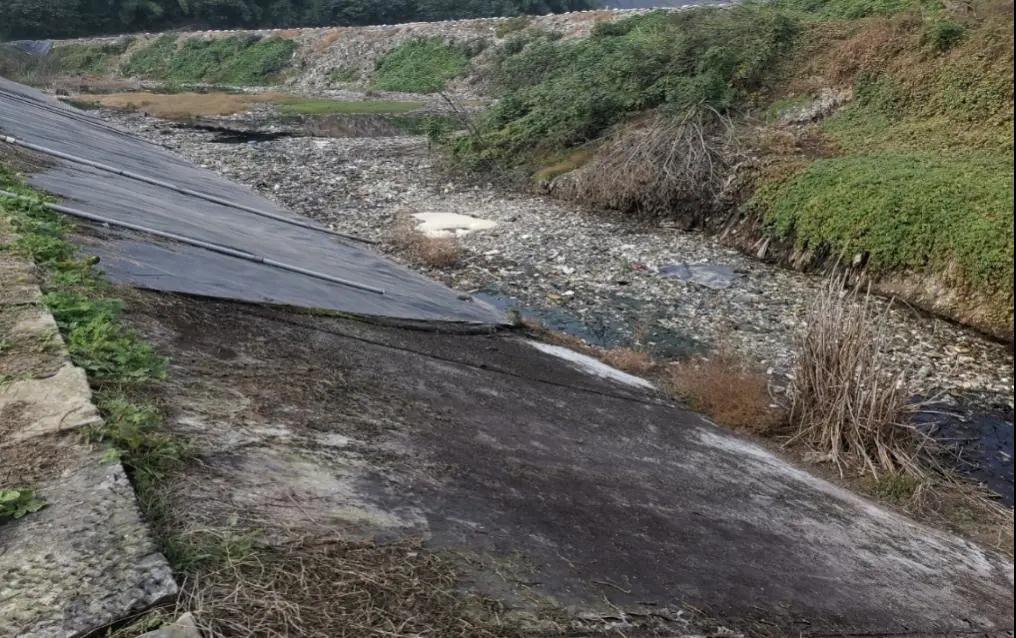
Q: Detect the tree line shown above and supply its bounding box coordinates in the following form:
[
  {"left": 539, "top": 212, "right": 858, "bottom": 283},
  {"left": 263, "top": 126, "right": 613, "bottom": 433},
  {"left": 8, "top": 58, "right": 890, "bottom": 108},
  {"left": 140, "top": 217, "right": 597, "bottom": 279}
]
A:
[{"left": 1, "top": 0, "right": 596, "bottom": 40}]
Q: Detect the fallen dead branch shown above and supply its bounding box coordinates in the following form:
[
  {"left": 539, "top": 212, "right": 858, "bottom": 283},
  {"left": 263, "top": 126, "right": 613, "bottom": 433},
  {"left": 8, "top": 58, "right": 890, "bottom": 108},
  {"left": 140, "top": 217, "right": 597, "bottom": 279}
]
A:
[{"left": 551, "top": 107, "right": 739, "bottom": 225}]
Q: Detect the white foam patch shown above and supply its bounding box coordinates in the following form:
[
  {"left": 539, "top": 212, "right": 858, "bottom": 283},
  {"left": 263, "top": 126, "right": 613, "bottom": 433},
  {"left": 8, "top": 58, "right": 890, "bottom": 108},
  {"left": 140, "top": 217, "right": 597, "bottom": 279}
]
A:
[
  {"left": 412, "top": 212, "right": 498, "bottom": 238},
  {"left": 526, "top": 340, "right": 655, "bottom": 390}
]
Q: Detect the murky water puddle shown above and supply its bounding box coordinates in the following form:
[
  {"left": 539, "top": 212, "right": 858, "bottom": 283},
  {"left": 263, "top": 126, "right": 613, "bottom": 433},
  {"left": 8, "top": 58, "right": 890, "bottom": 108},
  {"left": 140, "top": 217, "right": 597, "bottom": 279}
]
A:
[
  {"left": 917, "top": 403, "right": 1014, "bottom": 506},
  {"left": 475, "top": 288, "right": 703, "bottom": 359},
  {"left": 176, "top": 112, "right": 454, "bottom": 143}
]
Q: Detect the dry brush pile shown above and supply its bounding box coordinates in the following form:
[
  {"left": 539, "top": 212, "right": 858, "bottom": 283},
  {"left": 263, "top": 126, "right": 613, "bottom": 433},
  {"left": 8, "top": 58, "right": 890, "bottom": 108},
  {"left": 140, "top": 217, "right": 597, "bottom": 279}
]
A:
[{"left": 550, "top": 109, "right": 742, "bottom": 227}]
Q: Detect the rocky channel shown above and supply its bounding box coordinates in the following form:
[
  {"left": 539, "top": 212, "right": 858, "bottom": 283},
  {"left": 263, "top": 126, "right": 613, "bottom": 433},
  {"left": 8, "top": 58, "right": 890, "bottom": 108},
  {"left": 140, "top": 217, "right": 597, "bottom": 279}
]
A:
[{"left": 98, "top": 106, "right": 1014, "bottom": 497}]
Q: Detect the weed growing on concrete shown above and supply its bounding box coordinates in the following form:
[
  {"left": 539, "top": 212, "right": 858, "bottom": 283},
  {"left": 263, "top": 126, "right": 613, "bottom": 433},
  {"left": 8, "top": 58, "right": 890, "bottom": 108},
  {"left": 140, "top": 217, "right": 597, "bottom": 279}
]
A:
[
  {"left": 666, "top": 350, "right": 784, "bottom": 434},
  {"left": 1, "top": 165, "right": 181, "bottom": 512},
  {"left": 0, "top": 488, "right": 46, "bottom": 521}
]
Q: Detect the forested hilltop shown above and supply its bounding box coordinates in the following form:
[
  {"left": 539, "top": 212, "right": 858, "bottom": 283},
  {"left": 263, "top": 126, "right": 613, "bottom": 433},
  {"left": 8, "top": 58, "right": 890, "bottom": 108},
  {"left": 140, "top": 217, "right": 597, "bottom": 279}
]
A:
[{"left": 0, "top": 0, "right": 595, "bottom": 40}]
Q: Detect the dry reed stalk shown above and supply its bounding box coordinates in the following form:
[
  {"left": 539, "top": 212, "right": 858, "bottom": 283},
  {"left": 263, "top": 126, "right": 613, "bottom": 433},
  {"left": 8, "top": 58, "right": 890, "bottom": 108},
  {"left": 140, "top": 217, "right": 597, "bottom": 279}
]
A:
[{"left": 787, "top": 276, "right": 931, "bottom": 479}]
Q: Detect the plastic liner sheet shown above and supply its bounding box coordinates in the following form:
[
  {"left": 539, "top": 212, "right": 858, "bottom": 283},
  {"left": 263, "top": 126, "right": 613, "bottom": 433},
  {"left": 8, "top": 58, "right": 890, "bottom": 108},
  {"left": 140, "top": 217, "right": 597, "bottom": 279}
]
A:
[{"left": 0, "top": 77, "right": 504, "bottom": 325}]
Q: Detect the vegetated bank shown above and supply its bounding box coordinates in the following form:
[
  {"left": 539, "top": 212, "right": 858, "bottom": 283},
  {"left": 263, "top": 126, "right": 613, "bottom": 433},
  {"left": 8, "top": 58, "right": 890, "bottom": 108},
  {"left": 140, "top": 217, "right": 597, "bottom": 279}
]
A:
[{"left": 450, "top": 0, "right": 1014, "bottom": 341}]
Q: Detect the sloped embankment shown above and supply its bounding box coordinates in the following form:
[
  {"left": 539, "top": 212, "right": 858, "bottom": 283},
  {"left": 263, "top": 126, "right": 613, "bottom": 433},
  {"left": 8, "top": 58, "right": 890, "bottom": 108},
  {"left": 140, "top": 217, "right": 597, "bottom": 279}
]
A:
[{"left": 32, "top": 9, "right": 657, "bottom": 89}]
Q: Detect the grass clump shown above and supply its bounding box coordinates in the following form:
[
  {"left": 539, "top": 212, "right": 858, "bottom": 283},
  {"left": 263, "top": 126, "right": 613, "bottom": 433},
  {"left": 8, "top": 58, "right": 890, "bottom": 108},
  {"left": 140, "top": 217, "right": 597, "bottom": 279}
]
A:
[
  {"left": 373, "top": 38, "right": 472, "bottom": 93},
  {"left": 786, "top": 277, "right": 928, "bottom": 478},
  {"left": 122, "top": 35, "right": 297, "bottom": 85},
  {"left": 666, "top": 351, "right": 784, "bottom": 434},
  {"left": 389, "top": 218, "right": 463, "bottom": 269}
]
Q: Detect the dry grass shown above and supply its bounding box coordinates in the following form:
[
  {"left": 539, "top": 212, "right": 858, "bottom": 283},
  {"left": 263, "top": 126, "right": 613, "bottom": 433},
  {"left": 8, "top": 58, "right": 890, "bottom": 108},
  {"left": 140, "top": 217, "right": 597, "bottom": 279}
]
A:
[
  {"left": 388, "top": 218, "right": 462, "bottom": 269},
  {"left": 176, "top": 532, "right": 521, "bottom": 638},
  {"left": 786, "top": 276, "right": 930, "bottom": 479},
  {"left": 70, "top": 91, "right": 288, "bottom": 119},
  {"left": 551, "top": 109, "right": 739, "bottom": 225},
  {"left": 666, "top": 351, "right": 783, "bottom": 434},
  {"left": 600, "top": 347, "right": 655, "bottom": 376}
]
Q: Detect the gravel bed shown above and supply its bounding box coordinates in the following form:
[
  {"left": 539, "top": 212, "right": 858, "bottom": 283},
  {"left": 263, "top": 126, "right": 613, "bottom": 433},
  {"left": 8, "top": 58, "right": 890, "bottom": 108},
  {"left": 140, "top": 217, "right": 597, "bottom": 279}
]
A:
[{"left": 103, "top": 108, "right": 1014, "bottom": 409}]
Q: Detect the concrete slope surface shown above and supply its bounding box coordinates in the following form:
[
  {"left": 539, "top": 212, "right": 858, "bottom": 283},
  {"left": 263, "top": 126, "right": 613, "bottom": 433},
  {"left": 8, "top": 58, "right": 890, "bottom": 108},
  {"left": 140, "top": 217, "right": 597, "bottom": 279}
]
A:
[
  {"left": 0, "top": 77, "right": 504, "bottom": 325},
  {"left": 125, "top": 292, "right": 1015, "bottom": 637}
]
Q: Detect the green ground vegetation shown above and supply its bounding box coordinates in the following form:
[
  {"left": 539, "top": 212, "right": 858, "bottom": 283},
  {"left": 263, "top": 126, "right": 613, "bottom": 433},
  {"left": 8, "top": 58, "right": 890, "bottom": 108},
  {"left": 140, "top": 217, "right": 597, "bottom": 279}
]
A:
[
  {"left": 121, "top": 34, "right": 298, "bottom": 85},
  {"left": 449, "top": 0, "right": 1012, "bottom": 321},
  {"left": 0, "top": 488, "right": 46, "bottom": 521},
  {"left": 755, "top": 3, "right": 1013, "bottom": 310},
  {"left": 275, "top": 97, "right": 424, "bottom": 114},
  {"left": 49, "top": 39, "right": 135, "bottom": 76},
  {"left": 372, "top": 38, "right": 473, "bottom": 93}
]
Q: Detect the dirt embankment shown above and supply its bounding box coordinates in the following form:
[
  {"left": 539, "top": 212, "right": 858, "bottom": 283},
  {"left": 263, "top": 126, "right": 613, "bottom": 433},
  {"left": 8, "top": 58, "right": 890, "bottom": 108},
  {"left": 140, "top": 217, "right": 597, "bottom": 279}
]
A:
[{"left": 45, "top": 9, "right": 653, "bottom": 89}]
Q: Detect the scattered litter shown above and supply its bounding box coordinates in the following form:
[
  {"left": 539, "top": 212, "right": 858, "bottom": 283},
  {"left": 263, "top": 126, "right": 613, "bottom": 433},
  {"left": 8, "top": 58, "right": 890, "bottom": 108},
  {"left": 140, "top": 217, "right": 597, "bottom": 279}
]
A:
[
  {"left": 412, "top": 212, "right": 497, "bottom": 238},
  {"left": 658, "top": 262, "right": 739, "bottom": 290}
]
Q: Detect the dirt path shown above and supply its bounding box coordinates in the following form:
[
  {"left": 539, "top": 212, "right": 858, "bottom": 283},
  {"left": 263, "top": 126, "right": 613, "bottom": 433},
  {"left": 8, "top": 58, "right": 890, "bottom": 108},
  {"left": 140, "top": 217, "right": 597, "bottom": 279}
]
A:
[{"left": 105, "top": 108, "right": 1014, "bottom": 408}]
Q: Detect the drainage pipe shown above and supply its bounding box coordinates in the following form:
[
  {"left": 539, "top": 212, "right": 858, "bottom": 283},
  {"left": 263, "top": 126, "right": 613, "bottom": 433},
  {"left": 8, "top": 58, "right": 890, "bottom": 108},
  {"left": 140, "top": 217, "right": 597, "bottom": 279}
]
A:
[
  {"left": 0, "top": 189, "right": 386, "bottom": 296},
  {"left": 1, "top": 135, "right": 374, "bottom": 245}
]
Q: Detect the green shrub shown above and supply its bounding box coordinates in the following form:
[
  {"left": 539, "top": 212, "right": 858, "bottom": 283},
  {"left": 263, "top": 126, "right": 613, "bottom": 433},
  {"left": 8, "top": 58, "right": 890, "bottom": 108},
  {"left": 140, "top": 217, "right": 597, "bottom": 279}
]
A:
[
  {"left": 457, "top": 6, "right": 799, "bottom": 167},
  {"left": 923, "top": 18, "right": 966, "bottom": 51},
  {"left": 373, "top": 38, "right": 471, "bottom": 93},
  {"left": 122, "top": 35, "right": 297, "bottom": 85},
  {"left": 769, "top": 0, "right": 939, "bottom": 19}
]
